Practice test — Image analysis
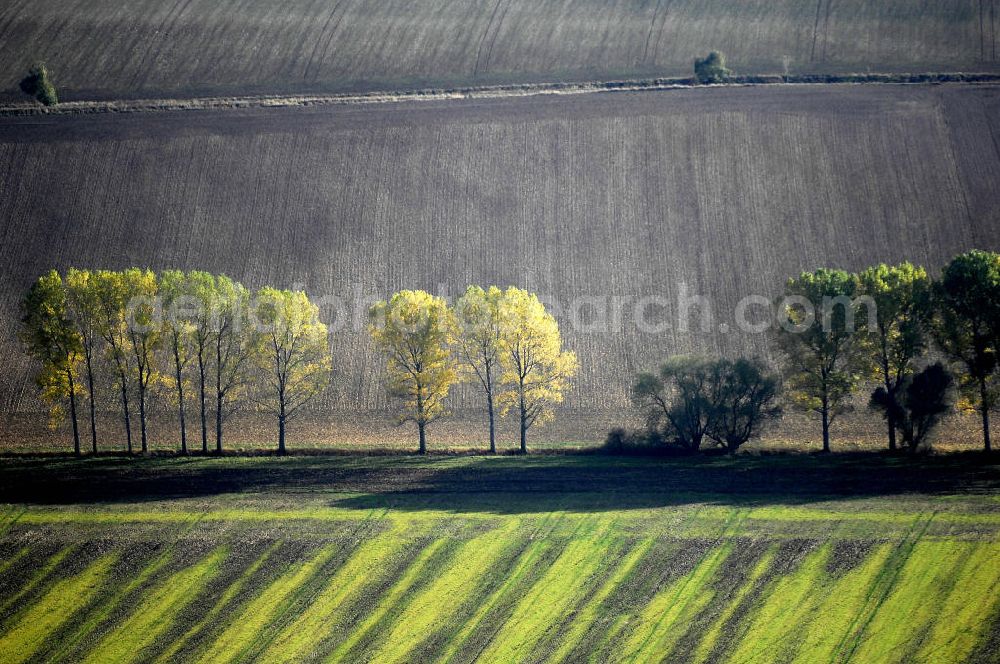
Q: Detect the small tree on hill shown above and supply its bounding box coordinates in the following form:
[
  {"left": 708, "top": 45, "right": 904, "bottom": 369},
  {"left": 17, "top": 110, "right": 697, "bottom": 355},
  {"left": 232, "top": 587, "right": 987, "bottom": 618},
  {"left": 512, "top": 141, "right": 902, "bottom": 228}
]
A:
[
  {"left": 930, "top": 250, "right": 1000, "bottom": 452},
  {"left": 497, "top": 287, "right": 577, "bottom": 454},
  {"left": 20, "top": 63, "right": 58, "bottom": 106},
  {"left": 94, "top": 269, "right": 136, "bottom": 453},
  {"left": 160, "top": 270, "right": 196, "bottom": 454},
  {"left": 710, "top": 358, "right": 781, "bottom": 453},
  {"left": 253, "top": 288, "right": 332, "bottom": 455},
  {"left": 632, "top": 356, "right": 721, "bottom": 452},
  {"left": 211, "top": 275, "right": 256, "bottom": 454},
  {"left": 65, "top": 268, "right": 103, "bottom": 454},
  {"left": 20, "top": 270, "right": 83, "bottom": 455},
  {"left": 454, "top": 285, "right": 505, "bottom": 453},
  {"left": 773, "top": 269, "right": 864, "bottom": 452},
  {"left": 856, "top": 262, "right": 932, "bottom": 451},
  {"left": 873, "top": 362, "right": 954, "bottom": 452},
  {"left": 122, "top": 268, "right": 160, "bottom": 455},
  {"left": 694, "top": 51, "right": 731, "bottom": 84},
  {"left": 369, "top": 290, "right": 458, "bottom": 454}
]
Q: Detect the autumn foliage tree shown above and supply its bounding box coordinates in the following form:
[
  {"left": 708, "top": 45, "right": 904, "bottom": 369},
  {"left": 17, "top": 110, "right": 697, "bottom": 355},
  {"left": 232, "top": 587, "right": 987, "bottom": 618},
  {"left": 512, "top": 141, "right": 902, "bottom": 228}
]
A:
[
  {"left": 369, "top": 290, "right": 458, "bottom": 454},
  {"left": 497, "top": 287, "right": 577, "bottom": 454},
  {"left": 454, "top": 285, "right": 505, "bottom": 453},
  {"left": 20, "top": 271, "right": 83, "bottom": 455},
  {"left": 253, "top": 288, "right": 332, "bottom": 455}
]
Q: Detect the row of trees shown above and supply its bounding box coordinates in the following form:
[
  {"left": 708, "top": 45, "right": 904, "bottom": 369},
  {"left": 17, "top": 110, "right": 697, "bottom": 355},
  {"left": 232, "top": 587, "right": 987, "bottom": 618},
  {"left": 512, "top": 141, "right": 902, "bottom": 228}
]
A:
[
  {"left": 630, "top": 250, "right": 999, "bottom": 454},
  {"left": 20, "top": 269, "right": 331, "bottom": 456},
  {"left": 368, "top": 286, "right": 577, "bottom": 454},
  {"left": 775, "top": 251, "right": 1000, "bottom": 453}
]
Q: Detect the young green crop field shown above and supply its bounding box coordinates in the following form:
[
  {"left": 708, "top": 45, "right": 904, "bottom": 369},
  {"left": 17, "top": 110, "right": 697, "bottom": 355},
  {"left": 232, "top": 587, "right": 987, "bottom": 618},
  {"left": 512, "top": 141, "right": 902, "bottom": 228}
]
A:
[
  {"left": 1, "top": 452, "right": 998, "bottom": 662},
  {"left": 0, "top": 0, "right": 997, "bottom": 101}
]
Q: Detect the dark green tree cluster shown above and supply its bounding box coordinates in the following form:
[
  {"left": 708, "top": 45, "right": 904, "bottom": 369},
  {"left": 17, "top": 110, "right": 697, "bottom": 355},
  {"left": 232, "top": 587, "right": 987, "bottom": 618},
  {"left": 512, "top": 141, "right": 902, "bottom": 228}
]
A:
[
  {"left": 694, "top": 51, "right": 731, "bottom": 84},
  {"left": 20, "top": 269, "right": 331, "bottom": 456},
  {"left": 631, "top": 356, "right": 781, "bottom": 454},
  {"left": 19, "top": 63, "right": 58, "bottom": 106},
  {"left": 775, "top": 250, "right": 1000, "bottom": 452}
]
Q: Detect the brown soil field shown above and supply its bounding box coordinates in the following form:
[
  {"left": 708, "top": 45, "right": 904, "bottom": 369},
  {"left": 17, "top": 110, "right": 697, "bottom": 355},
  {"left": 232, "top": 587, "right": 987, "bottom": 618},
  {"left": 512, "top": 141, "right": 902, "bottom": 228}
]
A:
[
  {"left": 0, "top": 0, "right": 998, "bottom": 101},
  {"left": 1, "top": 83, "right": 999, "bottom": 450}
]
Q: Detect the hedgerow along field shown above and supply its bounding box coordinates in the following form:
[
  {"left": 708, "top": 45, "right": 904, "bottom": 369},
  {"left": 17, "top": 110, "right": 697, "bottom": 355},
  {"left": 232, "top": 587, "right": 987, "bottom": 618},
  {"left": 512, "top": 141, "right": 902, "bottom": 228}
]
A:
[
  {"left": 0, "top": 453, "right": 998, "bottom": 663},
  {"left": 0, "top": 0, "right": 997, "bottom": 101},
  {"left": 1, "top": 84, "right": 999, "bottom": 450}
]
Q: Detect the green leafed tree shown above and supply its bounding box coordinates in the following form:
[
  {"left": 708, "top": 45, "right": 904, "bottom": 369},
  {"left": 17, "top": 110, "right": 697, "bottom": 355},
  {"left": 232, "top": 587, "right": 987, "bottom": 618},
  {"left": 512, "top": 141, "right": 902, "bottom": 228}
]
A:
[
  {"left": 210, "top": 275, "right": 256, "bottom": 454},
  {"left": 694, "top": 51, "right": 731, "bottom": 84},
  {"left": 632, "top": 355, "right": 721, "bottom": 452},
  {"left": 184, "top": 271, "right": 218, "bottom": 453},
  {"left": 160, "top": 270, "right": 197, "bottom": 454},
  {"left": 931, "top": 250, "right": 1000, "bottom": 452},
  {"left": 497, "top": 287, "right": 577, "bottom": 454},
  {"left": 369, "top": 290, "right": 459, "bottom": 454},
  {"left": 773, "top": 268, "right": 864, "bottom": 452},
  {"left": 856, "top": 262, "right": 932, "bottom": 451},
  {"left": 65, "top": 268, "right": 103, "bottom": 454},
  {"left": 93, "top": 269, "right": 135, "bottom": 453},
  {"left": 20, "top": 270, "right": 83, "bottom": 455},
  {"left": 454, "top": 285, "right": 505, "bottom": 453},
  {"left": 253, "top": 288, "right": 332, "bottom": 455},
  {"left": 121, "top": 268, "right": 160, "bottom": 454}
]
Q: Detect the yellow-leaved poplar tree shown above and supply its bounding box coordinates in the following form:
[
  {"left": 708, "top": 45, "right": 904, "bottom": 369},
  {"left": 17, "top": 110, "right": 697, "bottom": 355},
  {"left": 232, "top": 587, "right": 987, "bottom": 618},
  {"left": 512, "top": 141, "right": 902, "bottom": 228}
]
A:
[
  {"left": 497, "top": 287, "right": 577, "bottom": 454},
  {"left": 369, "top": 290, "right": 458, "bottom": 454},
  {"left": 454, "top": 285, "right": 505, "bottom": 454},
  {"left": 254, "top": 287, "right": 332, "bottom": 455}
]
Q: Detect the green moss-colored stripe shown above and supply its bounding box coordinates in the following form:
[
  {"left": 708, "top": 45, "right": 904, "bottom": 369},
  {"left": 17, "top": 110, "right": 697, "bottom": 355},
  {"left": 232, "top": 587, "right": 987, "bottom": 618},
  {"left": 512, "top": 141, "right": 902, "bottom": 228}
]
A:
[
  {"left": 0, "top": 544, "right": 75, "bottom": 618},
  {"left": 153, "top": 543, "right": 280, "bottom": 664},
  {"left": 0, "top": 553, "right": 116, "bottom": 664},
  {"left": 196, "top": 543, "right": 341, "bottom": 664},
  {"left": 324, "top": 537, "right": 449, "bottom": 663},
  {"left": 81, "top": 547, "right": 227, "bottom": 664},
  {"left": 369, "top": 522, "right": 522, "bottom": 664},
  {"left": 548, "top": 537, "right": 655, "bottom": 663},
  {"left": 257, "top": 529, "right": 408, "bottom": 661}
]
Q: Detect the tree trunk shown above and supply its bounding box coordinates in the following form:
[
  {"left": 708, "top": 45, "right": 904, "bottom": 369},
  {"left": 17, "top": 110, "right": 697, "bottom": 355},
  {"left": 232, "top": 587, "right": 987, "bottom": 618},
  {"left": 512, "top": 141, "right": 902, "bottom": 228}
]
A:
[
  {"left": 487, "top": 389, "right": 496, "bottom": 454},
  {"left": 417, "top": 421, "right": 426, "bottom": 455},
  {"left": 120, "top": 374, "right": 132, "bottom": 454},
  {"left": 215, "top": 342, "right": 223, "bottom": 455},
  {"left": 519, "top": 388, "right": 528, "bottom": 454},
  {"left": 138, "top": 375, "right": 148, "bottom": 455},
  {"left": 981, "top": 377, "right": 992, "bottom": 453},
  {"left": 278, "top": 402, "right": 286, "bottom": 456},
  {"left": 821, "top": 394, "right": 830, "bottom": 453},
  {"left": 198, "top": 353, "right": 207, "bottom": 454},
  {"left": 174, "top": 344, "right": 187, "bottom": 455},
  {"left": 85, "top": 351, "right": 97, "bottom": 454},
  {"left": 67, "top": 368, "right": 80, "bottom": 457}
]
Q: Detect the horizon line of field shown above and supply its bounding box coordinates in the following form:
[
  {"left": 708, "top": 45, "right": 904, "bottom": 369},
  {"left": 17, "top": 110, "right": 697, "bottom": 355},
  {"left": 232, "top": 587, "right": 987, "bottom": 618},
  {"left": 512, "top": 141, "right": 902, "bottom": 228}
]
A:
[
  {"left": 3, "top": 71, "right": 1000, "bottom": 118},
  {"left": 0, "top": 516, "right": 997, "bottom": 663}
]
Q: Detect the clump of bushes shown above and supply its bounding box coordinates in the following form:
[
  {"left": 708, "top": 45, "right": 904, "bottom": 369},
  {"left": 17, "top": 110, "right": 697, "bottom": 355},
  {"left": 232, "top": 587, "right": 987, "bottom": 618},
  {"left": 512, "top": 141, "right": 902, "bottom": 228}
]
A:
[
  {"left": 20, "top": 63, "right": 58, "bottom": 106},
  {"left": 871, "top": 362, "right": 955, "bottom": 452},
  {"left": 694, "top": 51, "right": 731, "bottom": 84},
  {"left": 629, "top": 355, "right": 781, "bottom": 454}
]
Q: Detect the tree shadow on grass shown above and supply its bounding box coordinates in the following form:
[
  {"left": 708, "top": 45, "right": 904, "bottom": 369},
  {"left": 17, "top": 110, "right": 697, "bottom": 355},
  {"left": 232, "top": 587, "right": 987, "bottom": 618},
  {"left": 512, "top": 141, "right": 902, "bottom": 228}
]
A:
[{"left": 0, "top": 452, "right": 997, "bottom": 512}]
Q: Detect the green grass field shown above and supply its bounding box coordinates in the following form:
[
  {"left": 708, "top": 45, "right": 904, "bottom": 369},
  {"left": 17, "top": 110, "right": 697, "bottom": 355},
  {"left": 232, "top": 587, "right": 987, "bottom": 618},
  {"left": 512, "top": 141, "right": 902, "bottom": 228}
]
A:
[{"left": 0, "top": 453, "right": 998, "bottom": 662}]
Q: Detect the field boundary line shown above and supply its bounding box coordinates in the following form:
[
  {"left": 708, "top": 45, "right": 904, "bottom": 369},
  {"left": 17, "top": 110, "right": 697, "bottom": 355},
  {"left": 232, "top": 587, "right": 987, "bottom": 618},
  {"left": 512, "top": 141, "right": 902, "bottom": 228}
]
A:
[{"left": 3, "top": 74, "right": 1000, "bottom": 118}]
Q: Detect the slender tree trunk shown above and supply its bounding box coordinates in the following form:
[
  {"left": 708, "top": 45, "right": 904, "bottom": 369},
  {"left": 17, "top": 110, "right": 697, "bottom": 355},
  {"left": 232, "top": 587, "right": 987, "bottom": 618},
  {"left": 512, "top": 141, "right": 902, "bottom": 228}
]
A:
[
  {"left": 198, "top": 352, "right": 207, "bottom": 453},
  {"left": 981, "top": 377, "right": 992, "bottom": 453},
  {"left": 174, "top": 345, "right": 187, "bottom": 455},
  {"left": 138, "top": 372, "right": 148, "bottom": 455},
  {"left": 487, "top": 390, "right": 496, "bottom": 454},
  {"left": 278, "top": 400, "right": 286, "bottom": 456},
  {"left": 67, "top": 368, "right": 80, "bottom": 457},
  {"left": 417, "top": 421, "right": 426, "bottom": 455},
  {"left": 821, "top": 392, "right": 830, "bottom": 453},
  {"left": 85, "top": 350, "right": 97, "bottom": 454},
  {"left": 120, "top": 373, "right": 132, "bottom": 454},
  {"left": 215, "top": 342, "right": 223, "bottom": 455},
  {"left": 885, "top": 384, "right": 897, "bottom": 452},
  {"left": 519, "top": 386, "right": 528, "bottom": 455}
]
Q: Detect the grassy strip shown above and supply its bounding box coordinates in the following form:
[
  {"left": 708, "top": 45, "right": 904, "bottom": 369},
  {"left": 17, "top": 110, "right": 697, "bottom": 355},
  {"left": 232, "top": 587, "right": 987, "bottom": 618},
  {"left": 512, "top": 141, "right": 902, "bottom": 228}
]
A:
[
  {"left": 257, "top": 528, "right": 408, "bottom": 661},
  {"left": 618, "top": 541, "right": 734, "bottom": 662},
  {"left": 324, "top": 538, "right": 450, "bottom": 662},
  {"left": 153, "top": 543, "right": 280, "bottom": 663},
  {"left": 0, "top": 544, "right": 75, "bottom": 618},
  {"left": 691, "top": 545, "right": 778, "bottom": 663},
  {"left": 195, "top": 543, "right": 341, "bottom": 663},
  {"left": 547, "top": 537, "right": 655, "bottom": 663},
  {"left": 916, "top": 540, "right": 1000, "bottom": 662},
  {"left": 0, "top": 553, "right": 116, "bottom": 663},
  {"left": 367, "top": 522, "right": 523, "bottom": 664},
  {"left": 81, "top": 547, "right": 227, "bottom": 663},
  {"left": 475, "top": 520, "right": 617, "bottom": 662}
]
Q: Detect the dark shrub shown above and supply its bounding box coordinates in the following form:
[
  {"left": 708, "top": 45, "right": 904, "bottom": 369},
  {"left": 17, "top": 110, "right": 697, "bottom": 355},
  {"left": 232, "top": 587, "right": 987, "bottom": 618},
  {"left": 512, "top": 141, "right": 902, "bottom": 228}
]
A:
[
  {"left": 20, "top": 63, "right": 58, "bottom": 106},
  {"left": 694, "top": 51, "right": 731, "bottom": 84}
]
